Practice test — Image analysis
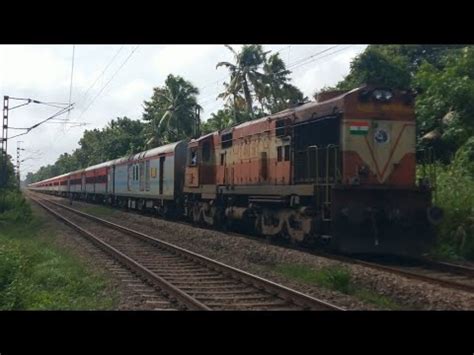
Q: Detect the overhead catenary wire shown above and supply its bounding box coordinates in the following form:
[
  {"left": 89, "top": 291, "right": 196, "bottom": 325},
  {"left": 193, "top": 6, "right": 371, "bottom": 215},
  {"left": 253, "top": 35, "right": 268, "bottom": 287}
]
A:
[
  {"left": 8, "top": 104, "right": 74, "bottom": 140},
  {"left": 76, "top": 45, "right": 139, "bottom": 121},
  {"left": 67, "top": 45, "right": 75, "bottom": 121},
  {"left": 75, "top": 45, "right": 124, "bottom": 109},
  {"left": 198, "top": 45, "right": 345, "bottom": 106}
]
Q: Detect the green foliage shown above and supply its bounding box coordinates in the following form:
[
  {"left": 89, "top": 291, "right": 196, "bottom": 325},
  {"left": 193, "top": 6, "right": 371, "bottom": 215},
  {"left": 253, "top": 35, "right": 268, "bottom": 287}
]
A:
[
  {"left": 216, "top": 45, "right": 305, "bottom": 123},
  {"left": 81, "top": 204, "right": 114, "bottom": 218},
  {"left": 336, "top": 46, "right": 411, "bottom": 90},
  {"left": 431, "top": 151, "right": 474, "bottom": 261},
  {"left": 260, "top": 53, "right": 305, "bottom": 113},
  {"left": 26, "top": 116, "right": 146, "bottom": 184},
  {"left": 142, "top": 74, "right": 201, "bottom": 146},
  {"left": 0, "top": 153, "right": 18, "bottom": 190},
  {"left": 336, "top": 45, "right": 464, "bottom": 92},
  {"left": 201, "top": 108, "right": 235, "bottom": 134},
  {"left": 0, "top": 189, "right": 31, "bottom": 224},
  {"left": 275, "top": 264, "right": 352, "bottom": 294},
  {"left": 273, "top": 263, "right": 400, "bottom": 309},
  {"left": 0, "top": 213, "right": 116, "bottom": 310},
  {"left": 415, "top": 47, "right": 474, "bottom": 161},
  {"left": 217, "top": 45, "right": 268, "bottom": 117}
]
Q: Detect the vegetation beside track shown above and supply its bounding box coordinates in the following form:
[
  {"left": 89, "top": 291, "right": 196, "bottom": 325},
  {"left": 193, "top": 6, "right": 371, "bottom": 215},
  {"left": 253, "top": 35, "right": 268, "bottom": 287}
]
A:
[
  {"left": 0, "top": 189, "right": 117, "bottom": 310},
  {"left": 273, "top": 263, "right": 402, "bottom": 310},
  {"left": 80, "top": 203, "right": 115, "bottom": 218},
  {"left": 430, "top": 151, "right": 474, "bottom": 261}
]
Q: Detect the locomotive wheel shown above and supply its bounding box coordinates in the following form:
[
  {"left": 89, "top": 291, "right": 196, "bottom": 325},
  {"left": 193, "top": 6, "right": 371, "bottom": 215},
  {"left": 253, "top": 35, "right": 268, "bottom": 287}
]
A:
[{"left": 284, "top": 212, "right": 312, "bottom": 244}]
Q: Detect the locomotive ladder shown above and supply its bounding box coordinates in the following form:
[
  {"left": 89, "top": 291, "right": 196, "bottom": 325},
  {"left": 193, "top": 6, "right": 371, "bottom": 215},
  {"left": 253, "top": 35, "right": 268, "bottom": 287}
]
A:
[
  {"left": 418, "top": 147, "right": 437, "bottom": 204},
  {"left": 307, "top": 145, "right": 341, "bottom": 222}
]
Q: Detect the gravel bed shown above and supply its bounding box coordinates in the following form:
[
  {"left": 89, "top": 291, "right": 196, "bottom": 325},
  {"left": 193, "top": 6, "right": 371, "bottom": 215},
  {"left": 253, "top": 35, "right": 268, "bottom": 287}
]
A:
[{"left": 41, "top": 195, "right": 474, "bottom": 310}]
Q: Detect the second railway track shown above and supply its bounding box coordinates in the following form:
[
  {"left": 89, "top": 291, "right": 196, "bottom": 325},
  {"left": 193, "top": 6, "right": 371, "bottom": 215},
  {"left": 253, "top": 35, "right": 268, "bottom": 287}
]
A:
[{"left": 29, "top": 194, "right": 342, "bottom": 311}]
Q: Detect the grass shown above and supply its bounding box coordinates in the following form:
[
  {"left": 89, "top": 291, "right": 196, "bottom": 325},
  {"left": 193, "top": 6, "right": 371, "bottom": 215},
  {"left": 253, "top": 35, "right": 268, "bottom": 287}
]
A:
[
  {"left": 0, "top": 192, "right": 117, "bottom": 310},
  {"left": 273, "top": 263, "right": 402, "bottom": 310},
  {"left": 80, "top": 204, "right": 115, "bottom": 218}
]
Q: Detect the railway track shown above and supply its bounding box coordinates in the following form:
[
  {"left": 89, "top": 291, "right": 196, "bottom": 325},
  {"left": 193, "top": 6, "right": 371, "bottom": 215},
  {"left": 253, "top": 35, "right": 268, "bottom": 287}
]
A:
[
  {"left": 31, "top": 192, "right": 474, "bottom": 296},
  {"left": 345, "top": 255, "right": 474, "bottom": 294},
  {"left": 29, "top": 194, "right": 342, "bottom": 311}
]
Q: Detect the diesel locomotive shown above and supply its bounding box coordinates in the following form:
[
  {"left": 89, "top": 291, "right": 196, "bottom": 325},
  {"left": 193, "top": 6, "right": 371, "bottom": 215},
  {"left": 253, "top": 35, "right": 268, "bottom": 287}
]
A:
[{"left": 29, "top": 85, "right": 440, "bottom": 255}]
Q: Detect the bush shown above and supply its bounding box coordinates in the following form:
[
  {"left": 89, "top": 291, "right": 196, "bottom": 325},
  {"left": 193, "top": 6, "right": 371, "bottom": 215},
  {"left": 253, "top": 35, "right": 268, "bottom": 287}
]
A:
[
  {"left": 432, "top": 152, "right": 474, "bottom": 260},
  {"left": 0, "top": 189, "right": 32, "bottom": 225}
]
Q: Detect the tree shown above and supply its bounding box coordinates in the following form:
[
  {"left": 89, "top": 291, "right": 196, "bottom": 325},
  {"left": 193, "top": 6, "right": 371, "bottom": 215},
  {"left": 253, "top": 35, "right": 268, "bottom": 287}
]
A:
[
  {"left": 261, "top": 53, "right": 306, "bottom": 113},
  {"left": 217, "top": 45, "right": 269, "bottom": 118},
  {"left": 216, "top": 45, "right": 306, "bottom": 122},
  {"left": 143, "top": 74, "right": 202, "bottom": 146},
  {"left": 28, "top": 117, "right": 147, "bottom": 183},
  {"left": 336, "top": 46, "right": 411, "bottom": 90},
  {"left": 0, "top": 153, "right": 17, "bottom": 189},
  {"left": 334, "top": 45, "right": 465, "bottom": 92},
  {"left": 201, "top": 108, "right": 234, "bottom": 134},
  {"left": 414, "top": 46, "right": 474, "bottom": 162},
  {"left": 55, "top": 153, "right": 79, "bottom": 175},
  {"left": 104, "top": 117, "right": 146, "bottom": 158}
]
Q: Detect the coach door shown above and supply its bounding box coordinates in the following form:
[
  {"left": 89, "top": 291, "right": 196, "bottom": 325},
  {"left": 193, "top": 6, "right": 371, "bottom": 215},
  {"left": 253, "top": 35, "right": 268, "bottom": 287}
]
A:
[
  {"left": 186, "top": 144, "right": 199, "bottom": 187},
  {"left": 107, "top": 166, "right": 114, "bottom": 194},
  {"left": 139, "top": 161, "right": 145, "bottom": 191},
  {"left": 159, "top": 156, "right": 165, "bottom": 195},
  {"left": 145, "top": 160, "right": 150, "bottom": 192},
  {"left": 127, "top": 164, "right": 132, "bottom": 191}
]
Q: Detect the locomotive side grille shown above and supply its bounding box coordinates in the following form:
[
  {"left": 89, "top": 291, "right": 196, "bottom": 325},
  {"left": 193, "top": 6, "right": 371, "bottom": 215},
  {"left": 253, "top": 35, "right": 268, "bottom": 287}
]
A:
[{"left": 293, "top": 115, "right": 341, "bottom": 184}]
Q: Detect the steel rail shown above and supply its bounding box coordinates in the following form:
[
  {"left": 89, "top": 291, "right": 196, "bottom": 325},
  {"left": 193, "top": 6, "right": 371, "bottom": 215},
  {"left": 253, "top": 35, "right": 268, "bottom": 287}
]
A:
[
  {"left": 31, "top": 195, "right": 210, "bottom": 310},
  {"left": 31, "top": 193, "right": 342, "bottom": 311}
]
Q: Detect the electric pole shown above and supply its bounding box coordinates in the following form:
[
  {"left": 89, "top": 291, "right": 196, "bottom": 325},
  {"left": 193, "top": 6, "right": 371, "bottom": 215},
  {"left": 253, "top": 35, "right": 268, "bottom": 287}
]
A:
[
  {"left": 0, "top": 96, "right": 74, "bottom": 190},
  {"left": 16, "top": 141, "right": 25, "bottom": 186},
  {"left": 1, "top": 96, "right": 9, "bottom": 188}
]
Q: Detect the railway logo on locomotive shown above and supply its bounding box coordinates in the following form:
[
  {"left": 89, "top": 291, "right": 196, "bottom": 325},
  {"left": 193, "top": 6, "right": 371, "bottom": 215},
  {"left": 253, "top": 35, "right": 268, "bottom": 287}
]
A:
[
  {"left": 349, "top": 121, "right": 369, "bottom": 135},
  {"left": 374, "top": 128, "right": 390, "bottom": 144}
]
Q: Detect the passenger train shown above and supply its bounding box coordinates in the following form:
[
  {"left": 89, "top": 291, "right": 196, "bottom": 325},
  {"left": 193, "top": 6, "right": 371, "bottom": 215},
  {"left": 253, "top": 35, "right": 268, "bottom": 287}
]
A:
[{"left": 29, "top": 85, "right": 441, "bottom": 255}]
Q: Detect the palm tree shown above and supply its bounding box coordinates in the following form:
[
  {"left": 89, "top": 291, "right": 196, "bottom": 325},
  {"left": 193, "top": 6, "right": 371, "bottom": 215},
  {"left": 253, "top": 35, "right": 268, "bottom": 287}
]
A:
[
  {"left": 143, "top": 74, "right": 202, "bottom": 145},
  {"left": 201, "top": 108, "right": 235, "bottom": 134},
  {"left": 216, "top": 45, "right": 269, "bottom": 118},
  {"left": 262, "top": 53, "right": 305, "bottom": 113}
]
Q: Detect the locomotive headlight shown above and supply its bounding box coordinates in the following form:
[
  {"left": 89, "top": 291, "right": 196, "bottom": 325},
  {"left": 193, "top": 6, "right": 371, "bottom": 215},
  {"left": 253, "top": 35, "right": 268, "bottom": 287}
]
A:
[
  {"left": 373, "top": 89, "right": 393, "bottom": 101},
  {"left": 374, "top": 90, "right": 383, "bottom": 100}
]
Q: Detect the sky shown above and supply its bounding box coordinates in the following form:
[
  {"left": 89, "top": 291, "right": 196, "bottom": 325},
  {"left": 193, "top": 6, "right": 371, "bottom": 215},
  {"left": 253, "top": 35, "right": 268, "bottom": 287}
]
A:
[{"left": 0, "top": 44, "right": 367, "bottom": 179}]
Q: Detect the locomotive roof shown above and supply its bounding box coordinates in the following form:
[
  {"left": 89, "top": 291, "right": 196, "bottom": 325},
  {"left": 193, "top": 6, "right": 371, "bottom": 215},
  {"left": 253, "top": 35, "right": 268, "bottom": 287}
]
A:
[{"left": 225, "top": 86, "right": 362, "bottom": 133}]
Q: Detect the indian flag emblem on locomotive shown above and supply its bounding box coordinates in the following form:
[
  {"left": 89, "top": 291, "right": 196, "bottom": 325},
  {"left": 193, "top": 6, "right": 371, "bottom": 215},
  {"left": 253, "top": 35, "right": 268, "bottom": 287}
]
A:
[{"left": 349, "top": 121, "right": 369, "bottom": 135}]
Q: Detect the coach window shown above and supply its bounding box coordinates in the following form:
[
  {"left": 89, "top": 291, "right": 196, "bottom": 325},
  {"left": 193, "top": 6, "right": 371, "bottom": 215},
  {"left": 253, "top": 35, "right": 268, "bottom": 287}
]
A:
[
  {"left": 221, "top": 132, "right": 233, "bottom": 149},
  {"left": 202, "top": 141, "right": 211, "bottom": 162},
  {"left": 284, "top": 145, "right": 290, "bottom": 161},
  {"left": 189, "top": 148, "right": 198, "bottom": 166},
  {"left": 276, "top": 119, "right": 286, "bottom": 137}
]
